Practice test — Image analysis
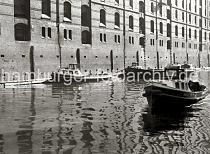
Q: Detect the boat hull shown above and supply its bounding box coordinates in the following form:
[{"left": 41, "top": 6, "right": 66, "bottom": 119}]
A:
[
  {"left": 51, "top": 73, "right": 84, "bottom": 83},
  {"left": 143, "top": 83, "right": 209, "bottom": 110}
]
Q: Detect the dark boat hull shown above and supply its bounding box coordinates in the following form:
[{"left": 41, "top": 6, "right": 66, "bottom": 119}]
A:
[{"left": 143, "top": 83, "right": 209, "bottom": 110}]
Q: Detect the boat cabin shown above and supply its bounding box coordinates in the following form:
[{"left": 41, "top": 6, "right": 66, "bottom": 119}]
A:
[{"left": 164, "top": 65, "right": 185, "bottom": 80}]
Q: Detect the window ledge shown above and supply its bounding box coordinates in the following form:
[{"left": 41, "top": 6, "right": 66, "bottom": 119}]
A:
[
  {"left": 99, "top": 23, "right": 106, "bottom": 28},
  {"left": 114, "top": 25, "right": 120, "bottom": 30},
  {"left": 63, "top": 17, "right": 72, "bottom": 22},
  {"left": 41, "top": 14, "right": 51, "bottom": 20},
  {"left": 128, "top": 28, "right": 133, "bottom": 32},
  {"left": 114, "top": 2, "right": 119, "bottom": 5}
]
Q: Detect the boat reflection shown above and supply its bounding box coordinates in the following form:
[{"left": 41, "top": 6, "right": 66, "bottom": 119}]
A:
[{"left": 142, "top": 106, "right": 201, "bottom": 135}]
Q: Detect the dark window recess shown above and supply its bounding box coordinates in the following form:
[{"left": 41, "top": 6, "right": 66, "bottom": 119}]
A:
[
  {"left": 64, "top": 2, "right": 71, "bottom": 20},
  {"left": 95, "top": 56, "right": 98, "bottom": 58},
  {"left": 42, "top": 0, "right": 51, "bottom": 17},
  {"left": 81, "top": 5, "right": 91, "bottom": 44},
  {"left": 71, "top": 55, "right": 74, "bottom": 58},
  {"left": 151, "top": 2, "right": 154, "bottom": 13},
  {"left": 100, "top": 33, "right": 103, "bottom": 42},
  {"left": 139, "top": 17, "right": 145, "bottom": 34},
  {"left": 129, "top": 36, "right": 131, "bottom": 44},
  {"left": 167, "top": 40, "right": 171, "bottom": 49},
  {"left": 100, "top": 9, "right": 106, "bottom": 25},
  {"left": 106, "top": 56, "right": 108, "bottom": 58},
  {"left": 139, "top": 37, "right": 145, "bottom": 47},
  {"left": 167, "top": 23, "right": 171, "bottom": 37},
  {"left": 81, "top": 5, "right": 91, "bottom": 27},
  {"left": 175, "top": 25, "right": 178, "bottom": 36},
  {"left": 22, "top": 55, "right": 25, "bottom": 58},
  {"left": 56, "top": 55, "right": 59, "bottom": 58},
  {"left": 189, "top": 28, "right": 191, "bottom": 38},
  {"left": 139, "top": 1, "right": 144, "bottom": 13},
  {"left": 130, "top": 0, "right": 133, "bottom": 8},
  {"left": 84, "top": 56, "right": 87, "bottom": 58},
  {"left": 132, "top": 37, "right": 134, "bottom": 44},
  {"left": 118, "top": 35, "right": 120, "bottom": 43},
  {"left": 114, "top": 35, "right": 117, "bottom": 42},
  {"left": 1, "top": 55, "right": 4, "bottom": 58},
  {"left": 115, "top": 12, "right": 120, "bottom": 27},
  {"left": 167, "top": 0, "right": 171, "bottom": 5},
  {"left": 14, "top": 0, "right": 30, "bottom": 19},
  {"left": 40, "top": 55, "right": 43, "bottom": 58},
  {"left": 64, "top": 29, "right": 67, "bottom": 39},
  {"left": 104, "top": 34, "right": 106, "bottom": 42},
  {"left": 82, "top": 30, "right": 91, "bottom": 44},
  {"left": 167, "top": 9, "right": 171, "bottom": 19},
  {"left": 129, "top": 16, "right": 133, "bottom": 30},
  {"left": 151, "top": 20, "right": 154, "bottom": 33},
  {"left": 160, "top": 22, "right": 163, "bottom": 34},
  {"left": 15, "top": 23, "right": 30, "bottom": 41},
  {"left": 48, "top": 27, "right": 51, "bottom": 38},
  {"left": 182, "top": 27, "right": 185, "bottom": 37},
  {"left": 42, "top": 27, "right": 46, "bottom": 38},
  {"left": 69, "top": 30, "right": 72, "bottom": 40}
]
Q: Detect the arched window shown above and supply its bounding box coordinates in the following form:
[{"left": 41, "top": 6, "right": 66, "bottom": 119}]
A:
[
  {"left": 139, "top": 1, "right": 144, "bottom": 13},
  {"left": 100, "top": 9, "right": 106, "bottom": 26},
  {"left": 15, "top": 23, "right": 30, "bottom": 41},
  {"left": 160, "top": 22, "right": 163, "bottom": 34},
  {"left": 139, "top": 17, "right": 145, "bottom": 34},
  {"left": 129, "top": 16, "right": 133, "bottom": 30},
  {"left": 189, "top": 28, "right": 191, "bottom": 38},
  {"left": 42, "top": 0, "right": 51, "bottom": 17},
  {"left": 151, "top": 2, "right": 154, "bottom": 13},
  {"left": 115, "top": 12, "right": 120, "bottom": 28},
  {"left": 151, "top": 20, "right": 154, "bottom": 33},
  {"left": 175, "top": 25, "right": 178, "bottom": 36},
  {"left": 82, "top": 30, "right": 91, "bottom": 44},
  {"left": 64, "top": 1, "right": 71, "bottom": 21},
  {"left": 81, "top": 5, "right": 91, "bottom": 27},
  {"left": 182, "top": 27, "right": 185, "bottom": 37}
]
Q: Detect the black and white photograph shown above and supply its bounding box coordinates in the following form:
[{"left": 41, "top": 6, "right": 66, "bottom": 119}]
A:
[{"left": 0, "top": 0, "right": 210, "bottom": 153}]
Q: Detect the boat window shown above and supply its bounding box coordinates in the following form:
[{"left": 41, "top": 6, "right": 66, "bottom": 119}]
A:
[
  {"left": 175, "top": 82, "right": 180, "bottom": 89},
  {"left": 181, "top": 82, "right": 185, "bottom": 89}
]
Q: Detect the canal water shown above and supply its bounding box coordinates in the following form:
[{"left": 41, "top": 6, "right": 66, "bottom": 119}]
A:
[{"left": 0, "top": 72, "right": 210, "bottom": 154}]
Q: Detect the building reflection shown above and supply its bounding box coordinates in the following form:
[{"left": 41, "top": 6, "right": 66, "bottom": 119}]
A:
[{"left": 15, "top": 88, "right": 35, "bottom": 154}]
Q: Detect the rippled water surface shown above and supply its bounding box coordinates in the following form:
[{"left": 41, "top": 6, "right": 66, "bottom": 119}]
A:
[{"left": 0, "top": 72, "right": 210, "bottom": 154}]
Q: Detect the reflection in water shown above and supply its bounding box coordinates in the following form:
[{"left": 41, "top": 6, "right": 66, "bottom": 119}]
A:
[
  {"left": 0, "top": 73, "right": 210, "bottom": 153},
  {"left": 16, "top": 88, "right": 35, "bottom": 154},
  {"left": 0, "top": 134, "right": 4, "bottom": 153}
]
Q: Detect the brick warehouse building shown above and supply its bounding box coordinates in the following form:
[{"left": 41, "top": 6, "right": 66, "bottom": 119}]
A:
[{"left": 0, "top": 0, "right": 210, "bottom": 78}]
